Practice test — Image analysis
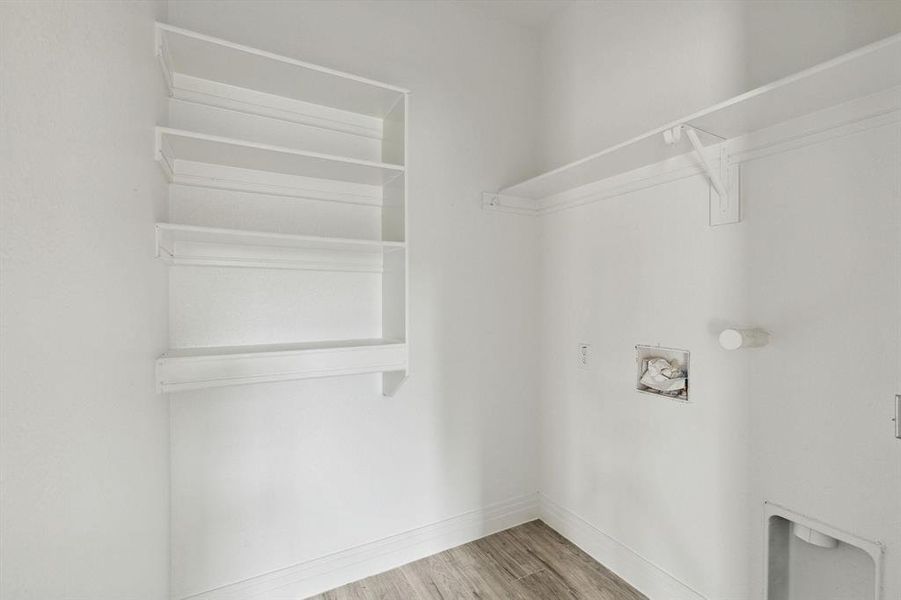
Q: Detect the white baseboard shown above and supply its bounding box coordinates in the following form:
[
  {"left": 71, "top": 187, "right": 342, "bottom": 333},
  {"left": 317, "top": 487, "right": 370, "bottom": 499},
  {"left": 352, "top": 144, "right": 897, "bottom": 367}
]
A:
[
  {"left": 179, "top": 493, "right": 539, "bottom": 600},
  {"left": 179, "top": 492, "right": 712, "bottom": 600},
  {"left": 538, "top": 494, "right": 708, "bottom": 600}
]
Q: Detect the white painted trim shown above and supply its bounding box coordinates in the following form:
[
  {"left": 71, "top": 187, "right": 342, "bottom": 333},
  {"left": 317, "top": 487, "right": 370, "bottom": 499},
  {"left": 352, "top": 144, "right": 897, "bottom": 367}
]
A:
[
  {"left": 155, "top": 23, "right": 174, "bottom": 91},
  {"left": 156, "top": 127, "right": 404, "bottom": 175},
  {"left": 548, "top": 90, "right": 901, "bottom": 216},
  {"left": 168, "top": 168, "right": 384, "bottom": 208},
  {"left": 538, "top": 494, "right": 708, "bottom": 600},
  {"left": 763, "top": 501, "right": 885, "bottom": 600},
  {"left": 155, "top": 223, "right": 403, "bottom": 273},
  {"left": 498, "top": 33, "right": 901, "bottom": 200},
  {"left": 156, "top": 22, "right": 409, "bottom": 95},
  {"left": 382, "top": 94, "right": 411, "bottom": 396},
  {"left": 486, "top": 87, "right": 901, "bottom": 218},
  {"left": 156, "top": 222, "right": 406, "bottom": 250},
  {"left": 728, "top": 99, "right": 901, "bottom": 166},
  {"left": 173, "top": 491, "right": 721, "bottom": 600},
  {"left": 538, "top": 161, "right": 702, "bottom": 217},
  {"left": 156, "top": 128, "right": 403, "bottom": 202},
  {"left": 176, "top": 493, "right": 540, "bottom": 600},
  {"left": 169, "top": 74, "right": 384, "bottom": 140},
  {"left": 157, "top": 340, "right": 407, "bottom": 393}
]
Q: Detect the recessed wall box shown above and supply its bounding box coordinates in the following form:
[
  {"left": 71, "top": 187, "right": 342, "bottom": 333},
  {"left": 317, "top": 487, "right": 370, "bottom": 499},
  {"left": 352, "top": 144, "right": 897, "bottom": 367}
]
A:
[{"left": 636, "top": 345, "right": 690, "bottom": 402}]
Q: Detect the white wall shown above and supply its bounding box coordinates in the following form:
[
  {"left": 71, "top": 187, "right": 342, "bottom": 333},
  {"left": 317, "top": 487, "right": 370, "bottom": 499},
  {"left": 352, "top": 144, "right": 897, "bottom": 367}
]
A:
[
  {"left": 538, "top": 118, "right": 901, "bottom": 599},
  {"left": 539, "top": 173, "right": 755, "bottom": 597},
  {"left": 538, "top": 0, "right": 901, "bottom": 171},
  {"left": 4, "top": 3, "right": 897, "bottom": 600},
  {"left": 164, "top": 2, "right": 541, "bottom": 598},
  {"left": 537, "top": 2, "right": 901, "bottom": 599},
  {"left": 0, "top": 2, "right": 170, "bottom": 599},
  {"left": 745, "top": 124, "right": 901, "bottom": 599}
]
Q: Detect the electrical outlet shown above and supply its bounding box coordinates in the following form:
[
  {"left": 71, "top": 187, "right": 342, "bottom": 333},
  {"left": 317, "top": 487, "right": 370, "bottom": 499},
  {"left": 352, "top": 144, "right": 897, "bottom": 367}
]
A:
[{"left": 578, "top": 343, "right": 591, "bottom": 369}]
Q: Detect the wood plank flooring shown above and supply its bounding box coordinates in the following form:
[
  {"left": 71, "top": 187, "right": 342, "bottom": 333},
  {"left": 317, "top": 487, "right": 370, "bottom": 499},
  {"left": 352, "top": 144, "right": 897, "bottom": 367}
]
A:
[{"left": 307, "top": 520, "right": 647, "bottom": 600}]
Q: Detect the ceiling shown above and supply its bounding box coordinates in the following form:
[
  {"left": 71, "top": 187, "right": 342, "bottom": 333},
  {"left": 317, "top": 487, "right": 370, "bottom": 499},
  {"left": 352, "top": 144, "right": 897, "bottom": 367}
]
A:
[{"left": 463, "top": 0, "right": 574, "bottom": 31}]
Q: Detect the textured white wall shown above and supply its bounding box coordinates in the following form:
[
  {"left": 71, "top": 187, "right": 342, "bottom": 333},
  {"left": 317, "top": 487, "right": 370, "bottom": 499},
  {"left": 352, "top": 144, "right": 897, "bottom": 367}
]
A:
[
  {"left": 537, "top": 2, "right": 901, "bottom": 598},
  {"left": 165, "top": 1, "right": 541, "bottom": 597},
  {"left": 0, "top": 2, "right": 170, "bottom": 598}
]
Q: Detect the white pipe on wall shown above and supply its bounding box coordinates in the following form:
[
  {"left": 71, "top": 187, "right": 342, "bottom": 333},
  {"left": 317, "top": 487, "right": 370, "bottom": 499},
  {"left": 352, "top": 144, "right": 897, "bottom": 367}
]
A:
[{"left": 718, "top": 328, "right": 770, "bottom": 350}]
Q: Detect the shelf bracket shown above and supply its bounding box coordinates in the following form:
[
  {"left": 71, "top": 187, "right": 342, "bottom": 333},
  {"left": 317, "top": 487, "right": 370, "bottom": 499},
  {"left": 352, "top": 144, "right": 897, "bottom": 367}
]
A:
[
  {"left": 154, "top": 25, "right": 175, "bottom": 94},
  {"left": 664, "top": 125, "right": 740, "bottom": 226}
]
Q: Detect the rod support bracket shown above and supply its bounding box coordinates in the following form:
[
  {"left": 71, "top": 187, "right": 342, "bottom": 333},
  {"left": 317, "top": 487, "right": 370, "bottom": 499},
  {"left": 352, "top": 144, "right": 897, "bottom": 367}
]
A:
[{"left": 664, "top": 125, "right": 740, "bottom": 226}]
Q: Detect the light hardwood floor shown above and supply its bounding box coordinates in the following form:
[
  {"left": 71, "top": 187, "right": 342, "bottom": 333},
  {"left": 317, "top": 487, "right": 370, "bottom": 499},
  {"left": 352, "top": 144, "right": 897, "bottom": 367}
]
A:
[{"left": 307, "top": 520, "right": 647, "bottom": 600}]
